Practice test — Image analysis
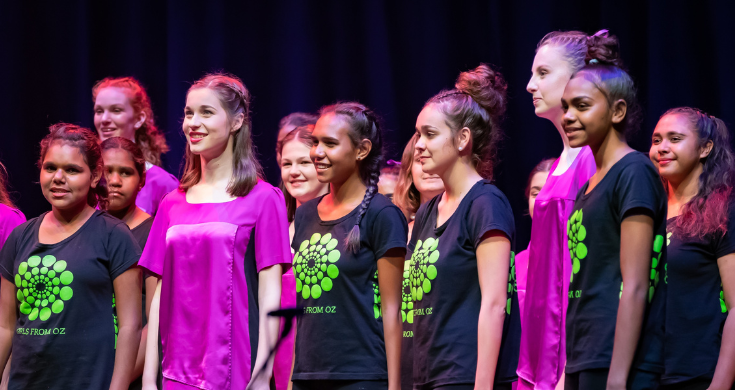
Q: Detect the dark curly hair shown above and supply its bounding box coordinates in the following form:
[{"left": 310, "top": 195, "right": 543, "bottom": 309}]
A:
[
  {"left": 426, "top": 63, "right": 507, "bottom": 179},
  {"left": 662, "top": 108, "right": 735, "bottom": 239},
  {"left": 93, "top": 77, "right": 169, "bottom": 166},
  {"left": 318, "top": 102, "right": 384, "bottom": 253},
  {"left": 38, "top": 123, "right": 106, "bottom": 208}
]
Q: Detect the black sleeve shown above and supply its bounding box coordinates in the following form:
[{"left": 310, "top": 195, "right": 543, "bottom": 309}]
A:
[
  {"left": 467, "top": 191, "right": 515, "bottom": 249},
  {"left": 370, "top": 204, "right": 408, "bottom": 259},
  {"left": 107, "top": 221, "right": 143, "bottom": 281},
  {"left": 292, "top": 203, "right": 305, "bottom": 253},
  {"left": 715, "top": 203, "right": 735, "bottom": 258},
  {"left": 615, "top": 161, "right": 665, "bottom": 220},
  {"left": 0, "top": 226, "right": 20, "bottom": 281}
]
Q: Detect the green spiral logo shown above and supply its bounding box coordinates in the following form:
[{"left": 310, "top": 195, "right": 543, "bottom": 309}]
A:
[
  {"left": 294, "top": 233, "right": 340, "bottom": 299},
  {"left": 372, "top": 270, "right": 381, "bottom": 319},
  {"left": 507, "top": 252, "right": 516, "bottom": 314},
  {"left": 648, "top": 235, "right": 664, "bottom": 302},
  {"left": 409, "top": 237, "right": 440, "bottom": 303},
  {"left": 401, "top": 260, "right": 413, "bottom": 323},
  {"left": 568, "top": 210, "right": 587, "bottom": 283},
  {"left": 15, "top": 255, "right": 73, "bottom": 321}
]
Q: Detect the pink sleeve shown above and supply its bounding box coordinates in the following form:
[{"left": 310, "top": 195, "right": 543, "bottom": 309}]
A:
[
  {"left": 0, "top": 207, "right": 25, "bottom": 248},
  {"left": 575, "top": 146, "right": 598, "bottom": 189},
  {"left": 254, "top": 186, "right": 292, "bottom": 272},
  {"left": 138, "top": 195, "right": 172, "bottom": 277}
]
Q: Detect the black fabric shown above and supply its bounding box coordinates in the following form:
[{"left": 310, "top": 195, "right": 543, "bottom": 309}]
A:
[
  {"left": 130, "top": 217, "right": 153, "bottom": 250},
  {"left": 409, "top": 180, "right": 519, "bottom": 389},
  {"left": 0, "top": 211, "right": 141, "bottom": 390},
  {"left": 662, "top": 203, "right": 735, "bottom": 385},
  {"left": 292, "top": 379, "right": 389, "bottom": 390},
  {"left": 659, "top": 377, "right": 714, "bottom": 390},
  {"left": 292, "top": 193, "right": 407, "bottom": 380},
  {"left": 566, "top": 152, "right": 668, "bottom": 374},
  {"left": 565, "top": 368, "right": 661, "bottom": 390},
  {"left": 401, "top": 259, "right": 414, "bottom": 390}
]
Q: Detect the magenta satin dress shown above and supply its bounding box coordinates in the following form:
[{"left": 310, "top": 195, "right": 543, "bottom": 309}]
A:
[
  {"left": 0, "top": 204, "right": 25, "bottom": 247},
  {"left": 515, "top": 248, "right": 529, "bottom": 315},
  {"left": 517, "top": 147, "right": 596, "bottom": 390},
  {"left": 135, "top": 163, "right": 179, "bottom": 216},
  {"left": 139, "top": 181, "right": 292, "bottom": 390},
  {"left": 273, "top": 267, "right": 296, "bottom": 390}
]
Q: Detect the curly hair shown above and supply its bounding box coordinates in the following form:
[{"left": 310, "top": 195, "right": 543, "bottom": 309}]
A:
[
  {"left": 663, "top": 108, "right": 735, "bottom": 239},
  {"left": 92, "top": 77, "right": 169, "bottom": 166}
]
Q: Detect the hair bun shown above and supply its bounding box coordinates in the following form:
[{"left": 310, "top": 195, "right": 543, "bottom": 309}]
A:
[
  {"left": 585, "top": 30, "right": 623, "bottom": 67},
  {"left": 455, "top": 63, "right": 507, "bottom": 119}
]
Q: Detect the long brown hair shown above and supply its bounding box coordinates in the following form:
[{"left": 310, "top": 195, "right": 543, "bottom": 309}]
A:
[
  {"left": 92, "top": 77, "right": 169, "bottom": 166},
  {"left": 0, "top": 162, "right": 16, "bottom": 209},
  {"left": 179, "top": 73, "right": 263, "bottom": 197},
  {"left": 393, "top": 135, "right": 420, "bottom": 218}
]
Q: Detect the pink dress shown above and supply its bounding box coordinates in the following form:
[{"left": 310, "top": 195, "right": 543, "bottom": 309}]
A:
[
  {"left": 0, "top": 204, "right": 25, "bottom": 247},
  {"left": 517, "top": 147, "right": 596, "bottom": 390},
  {"left": 515, "top": 248, "right": 529, "bottom": 315},
  {"left": 273, "top": 268, "right": 296, "bottom": 390},
  {"left": 135, "top": 164, "right": 179, "bottom": 216},
  {"left": 139, "top": 181, "right": 292, "bottom": 389}
]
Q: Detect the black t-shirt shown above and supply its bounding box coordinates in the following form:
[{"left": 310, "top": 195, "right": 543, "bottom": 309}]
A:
[
  {"left": 291, "top": 193, "right": 408, "bottom": 380},
  {"left": 409, "top": 180, "right": 520, "bottom": 389},
  {"left": 401, "top": 258, "right": 414, "bottom": 390},
  {"left": 566, "top": 152, "right": 667, "bottom": 373},
  {"left": 0, "top": 210, "right": 141, "bottom": 390},
  {"left": 131, "top": 216, "right": 153, "bottom": 250},
  {"left": 662, "top": 203, "right": 735, "bottom": 384}
]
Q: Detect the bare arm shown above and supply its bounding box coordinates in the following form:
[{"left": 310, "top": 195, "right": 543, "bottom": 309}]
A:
[
  {"left": 475, "top": 232, "right": 512, "bottom": 390},
  {"left": 607, "top": 214, "right": 654, "bottom": 390},
  {"left": 378, "top": 249, "right": 406, "bottom": 390},
  {"left": 141, "top": 279, "right": 161, "bottom": 390},
  {"left": 131, "top": 276, "right": 158, "bottom": 383},
  {"left": 247, "top": 264, "right": 283, "bottom": 390},
  {"left": 0, "top": 278, "right": 16, "bottom": 376},
  {"left": 709, "top": 253, "right": 735, "bottom": 390},
  {"left": 109, "top": 268, "right": 143, "bottom": 390}
]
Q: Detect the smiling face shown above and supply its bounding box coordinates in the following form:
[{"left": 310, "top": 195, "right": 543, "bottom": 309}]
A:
[
  {"left": 414, "top": 104, "right": 460, "bottom": 177},
  {"left": 40, "top": 142, "right": 100, "bottom": 211},
  {"left": 410, "top": 151, "right": 444, "bottom": 200},
  {"left": 281, "top": 138, "right": 328, "bottom": 203},
  {"left": 310, "top": 113, "right": 366, "bottom": 184},
  {"left": 527, "top": 45, "right": 575, "bottom": 121},
  {"left": 527, "top": 170, "right": 549, "bottom": 218},
  {"left": 561, "top": 76, "right": 617, "bottom": 149},
  {"left": 103, "top": 148, "right": 143, "bottom": 212},
  {"left": 183, "top": 88, "right": 240, "bottom": 160},
  {"left": 650, "top": 113, "right": 711, "bottom": 185},
  {"left": 94, "top": 87, "right": 143, "bottom": 142}
]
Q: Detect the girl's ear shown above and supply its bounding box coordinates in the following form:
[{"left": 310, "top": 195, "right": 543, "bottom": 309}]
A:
[
  {"left": 356, "top": 138, "right": 373, "bottom": 161},
  {"left": 90, "top": 166, "right": 103, "bottom": 189},
  {"left": 134, "top": 110, "right": 147, "bottom": 130},
  {"left": 231, "top": 113, "right": 245, "bottom": 133},
  {"left": 611, "top": 99, "right": 628, "bottom": 125},
  {"left": 456, "top": 127, "right": 472, "bottom": 153},
  {"left": 700, "top": 140, "right": 714, "bottom": 159}
]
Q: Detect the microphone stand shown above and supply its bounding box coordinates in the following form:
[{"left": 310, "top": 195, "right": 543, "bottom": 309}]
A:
[{"left": 248, "top": 307, "right": 302, "bottom": 389}]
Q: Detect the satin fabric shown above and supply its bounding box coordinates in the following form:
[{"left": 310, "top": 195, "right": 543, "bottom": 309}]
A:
[
  {"left": 515, "top": 248, "right": 529, "bottom": 315},
  {"left": 517, "top": 147, "right": 596, "bottom": 390},
  {"left": 135, "top": 163, "right": 179, "bottom": 216}
]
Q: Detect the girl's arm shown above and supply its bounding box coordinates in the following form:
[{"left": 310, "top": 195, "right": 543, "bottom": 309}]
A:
[
  {"left": 709, "top": 253, "right": 735, "bottom": 390},
  {"left": 109, "top": 268, "right": 143, "bottom": 390},
  {"left": 377, "top": 249, "right": 406, "bottom": 390},
  {"left": 475, "top": 232, "right": 512, "bottom": 390},
  {"left": 131, "top": 276, "right": 159, "bottom": 383},
  {"left": 0, "top": 278, "right": 16, "bottom": 378},
  {"left": 141, "top": 279, "right": 161, "bottom": 390},
  {"left": 607, "top": 214, "right": 654, "bottom": 390},
  {"left": 247, "top": 264, "right": 283, "bottom": 390}
]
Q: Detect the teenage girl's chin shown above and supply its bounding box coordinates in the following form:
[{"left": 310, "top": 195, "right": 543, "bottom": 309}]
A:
[{"left": 566, "top": 131, "right": 587, "bottom": 148}]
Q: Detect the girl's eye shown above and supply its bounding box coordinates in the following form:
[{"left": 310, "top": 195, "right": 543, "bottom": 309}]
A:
[
  {"left": 282, "top": 163, "right": 291, "bottom": 168},
  {"left": 652, "top": 138, "right": 661, "bottom": 145},
  {"left": 671, "top": 137, "right": 681, "bottom": 142},
  {"left": 300, "top": 161, "right": 311, "bottom": 165},
  {"left": 203, "top": 110, "right": 213, "bottom": 115}
]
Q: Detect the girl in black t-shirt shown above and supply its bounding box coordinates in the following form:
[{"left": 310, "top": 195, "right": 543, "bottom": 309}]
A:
[
  {"left": 561, "top": 33, "right": 667, "bottom": 390},
  {"left": 649, "top": 108, "right": 735, "bottom": 390},
  {"left": 101, "top": 137, "right": 159, "bottom": 389},
  {"left": 410, "top": 64, "right": 520, "bottom": 390},
  {"left": 291, "top": 103, "right": 407, "bottom": 390},
  {"left": 0, "top": 124, "right": 142, "bottom": 390}
]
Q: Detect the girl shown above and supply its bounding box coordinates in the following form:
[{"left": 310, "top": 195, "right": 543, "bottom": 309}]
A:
[
  {"left": 410, "top": 64, "right": 520, "bottom": 389},
  {"left": 561, "top": 47, "right": 666, "bottom": 389},
  {"left": 101, "top": 137, "right": 160, "bottom": 389},
  {"left": 139, "top": 74, "right": 291, "bottom": 390},
  {"left": 649, "top": 108, "right": 735, "bottom": 390},
  {"left": 291, "top": 102, "right": 406, "bottom": 390},
  {"left": 520, "top": 30, "right": 603, "bottom": 390},
  {"left": 393, "top": 135, "right": 444, "bottom": 390},
  {"left": 273, "top": 124, "right": 328, "bottom": 390},
  {"left": 93, "top": 77, "right": 179, "bottom": 216},
  {"left": 0, "top": 124, "right": 142, "bottom": 390},
  {"left": 515, "top": 158, "right": 555, "bottom": 315}
]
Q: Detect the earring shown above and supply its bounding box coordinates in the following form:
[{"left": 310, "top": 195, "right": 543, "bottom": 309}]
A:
[{"left": 458, "top": 147, "right": 463, "bottom": 151}]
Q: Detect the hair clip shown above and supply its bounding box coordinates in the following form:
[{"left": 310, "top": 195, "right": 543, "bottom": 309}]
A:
[{"left": 589, "top": 59, "right": 599, "bottom": 64}]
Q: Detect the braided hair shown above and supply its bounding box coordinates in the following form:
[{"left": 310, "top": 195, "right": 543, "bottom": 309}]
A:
[{"left": 319, "top": 102, "right": 384, "bottom": 253}]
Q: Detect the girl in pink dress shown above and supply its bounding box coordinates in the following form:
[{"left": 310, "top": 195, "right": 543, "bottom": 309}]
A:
[
  {"left": 518, "top": 31, "right": 606, "bottom": 390},
  {"left": 139, "top": 74, "right": 292, "bottom": 390}
]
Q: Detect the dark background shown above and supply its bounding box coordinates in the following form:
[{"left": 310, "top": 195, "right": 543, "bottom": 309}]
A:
[{"left": 1, "top": 0, "right": 734, "bottom": 249}]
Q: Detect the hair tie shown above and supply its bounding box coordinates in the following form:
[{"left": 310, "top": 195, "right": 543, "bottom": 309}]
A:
[
  {"left": 593, "top": 29, "right": 609, "bottom": 37},
  {"left": 589, "top": 59, "right": 599, "bottom": 64}
]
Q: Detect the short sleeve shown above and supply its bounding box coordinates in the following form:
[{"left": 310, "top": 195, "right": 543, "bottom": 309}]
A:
[
  {"left": 107, "top": 221, "right": 143, "bottom": 280},
  {"left": 369, "top": 204, "right": 408, "bottom": 260},
  {"left": 467, "top": 190, "right": 515, "bottom": 249},
  {"left": 0, "top": 207, "right": 25, "bottom": 248},
  {"left": 614, "top": 159, "right": 665, "bottom": 219},
  {"left": 0, "top": 226, "right": 20, "bottom": 281},
  {"left": 715, "top": 204, "right": 735, "bottom": 258},
  {"left": 138, "top": 195, "right": 172, "bottom": 277},
  {"left": 254, "top": 186, "right": 292, "bottom": 272}
]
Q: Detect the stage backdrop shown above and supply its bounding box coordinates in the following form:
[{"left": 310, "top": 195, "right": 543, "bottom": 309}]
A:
[{"left": 1, "top": 0, "right": 734, "bottom": 250}]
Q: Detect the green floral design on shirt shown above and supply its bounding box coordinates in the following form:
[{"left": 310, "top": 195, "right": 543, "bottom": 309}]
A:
[
  {"left": 721, "top": 285, "right": 729, "bottom": 313},
  {"left": 294, "top": 233, "right": 341, "bottom": 299},
  {"left": 15, "top": 255, "right": 73, "bottom": 321},
  {"left": 649, "top": 235, "right": 664, "bottom": 302},
  {"left": 568, "top": 210, "right": 587, "bottom": 283},
  {"left": 373, "top": 270, "right": 381, "bottom": 319},
  {"left": 401, "top": 260, "right": 413, "bottom": 323},
  {"left": 112, "top": 294, "right": 119, "bottom": 349},
  {"left": 507, "top": 252, "right": 516, "bottom": 315},
  {"left": 409, "top": 237, "right": 440, "bottom": 302}
]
